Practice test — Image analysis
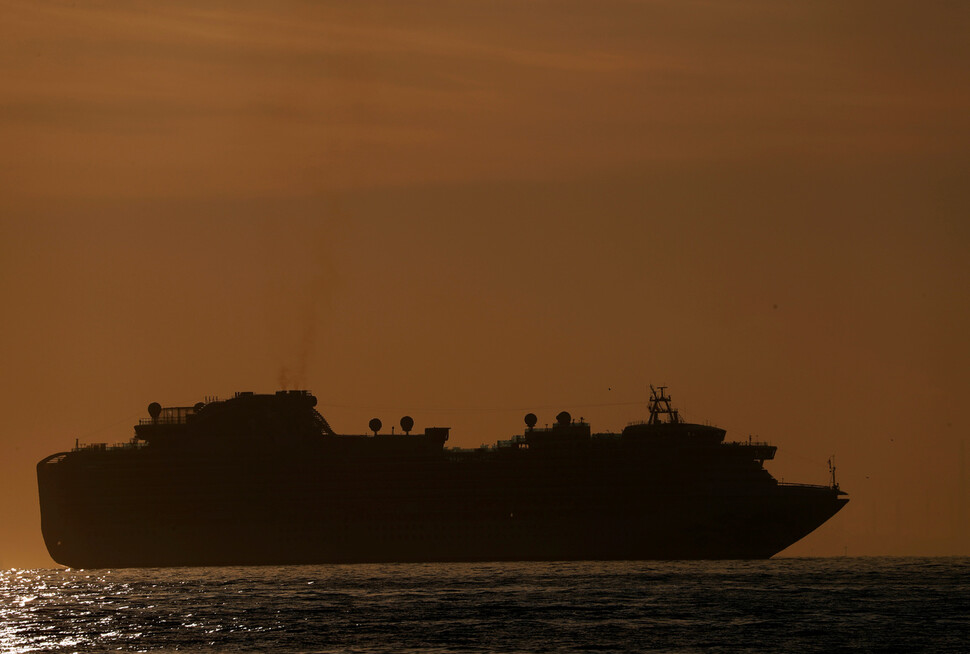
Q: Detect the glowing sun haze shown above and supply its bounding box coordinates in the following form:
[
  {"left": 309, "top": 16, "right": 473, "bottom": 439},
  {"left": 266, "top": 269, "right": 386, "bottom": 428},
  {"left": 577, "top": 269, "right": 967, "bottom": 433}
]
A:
[{"left": 1, "top": 0, "right": 968, "bottom": 567}]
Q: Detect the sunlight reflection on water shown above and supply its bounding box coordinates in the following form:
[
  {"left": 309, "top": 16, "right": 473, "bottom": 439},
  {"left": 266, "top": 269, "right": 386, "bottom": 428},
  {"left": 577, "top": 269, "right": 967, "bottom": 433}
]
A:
[{"left": 0, "top": 559, "right": 968, "bottom": 653}]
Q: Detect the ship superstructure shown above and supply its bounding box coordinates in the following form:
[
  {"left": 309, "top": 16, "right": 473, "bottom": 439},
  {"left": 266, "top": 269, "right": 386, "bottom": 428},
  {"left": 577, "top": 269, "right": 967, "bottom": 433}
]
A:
[{"left": 37, "top": 387, "right": 847, "bottom": 568}]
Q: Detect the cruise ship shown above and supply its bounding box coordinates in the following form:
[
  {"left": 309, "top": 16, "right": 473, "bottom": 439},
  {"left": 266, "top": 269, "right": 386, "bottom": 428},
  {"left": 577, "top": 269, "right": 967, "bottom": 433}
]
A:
[{"left": 37, "top": 387, "right": 848, "bottom": 568}]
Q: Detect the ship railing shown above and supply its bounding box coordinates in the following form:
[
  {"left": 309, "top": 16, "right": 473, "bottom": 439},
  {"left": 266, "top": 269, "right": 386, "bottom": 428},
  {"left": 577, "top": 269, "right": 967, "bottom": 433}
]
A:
[
  {"left": 495, "top": 435, "right": 528, "bottom": 448},
  {"left": 73, "top": 441, "right": 148, "bottom": 453},
  {"left": 777, "top": 481, "right": 839, "bottom": 491},
  {"left": 138, "top": 417, "right": 187, "bottom": 426},
  {"left": 137, "top": 405, "right": 199, "bottom": 426}
]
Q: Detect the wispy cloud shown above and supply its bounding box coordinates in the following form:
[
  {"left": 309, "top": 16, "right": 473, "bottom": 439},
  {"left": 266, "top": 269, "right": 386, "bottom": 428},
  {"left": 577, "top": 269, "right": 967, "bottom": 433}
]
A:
[{"left": 1, "top": 0, "right": 967, "bottom": 201}]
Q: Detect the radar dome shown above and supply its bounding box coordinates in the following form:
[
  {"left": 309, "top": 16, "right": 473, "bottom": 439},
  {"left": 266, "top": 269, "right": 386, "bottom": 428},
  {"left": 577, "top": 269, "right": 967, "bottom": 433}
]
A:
[
  {"left": 524, "top": 413, "right": 538, "bottom": 430},
  {"left": 148, "top": 402, "right": 162, "bottom": 421},
  {"left": 556, "top": 411, "right": 571, "bottom": 426},
  {"left": 400, "top": 416, "right": 414, "bottom": 434},
  {"left": 368, "top": 418, "right": 382, "bottom": 434}
]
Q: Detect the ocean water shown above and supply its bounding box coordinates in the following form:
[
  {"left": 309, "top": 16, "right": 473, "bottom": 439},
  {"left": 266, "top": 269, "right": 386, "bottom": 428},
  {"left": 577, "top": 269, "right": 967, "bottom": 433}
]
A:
[{"left": 1, "top": 558, "right": 967, "bottom": 653}]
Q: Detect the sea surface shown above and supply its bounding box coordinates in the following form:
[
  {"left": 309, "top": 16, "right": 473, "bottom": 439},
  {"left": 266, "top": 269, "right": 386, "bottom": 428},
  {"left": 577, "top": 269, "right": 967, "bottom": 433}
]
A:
[{"left": 1, "top": 558, "right": 967, "bottom": 653}]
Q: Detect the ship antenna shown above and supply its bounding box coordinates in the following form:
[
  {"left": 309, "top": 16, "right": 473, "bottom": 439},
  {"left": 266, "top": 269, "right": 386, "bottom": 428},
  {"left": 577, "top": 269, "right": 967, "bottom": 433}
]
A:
[
  {"left": 828, "top": 456, "right": 839, "bottom": 490},
  {"left": 648, "top": 384, "right": 679, "bottom": 425}
]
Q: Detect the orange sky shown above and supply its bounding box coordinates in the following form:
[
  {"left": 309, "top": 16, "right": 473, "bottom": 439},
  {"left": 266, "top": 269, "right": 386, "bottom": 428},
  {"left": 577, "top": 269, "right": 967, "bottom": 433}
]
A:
[{"left": 1, "top": 1, "right": 968, "bottom": 567}]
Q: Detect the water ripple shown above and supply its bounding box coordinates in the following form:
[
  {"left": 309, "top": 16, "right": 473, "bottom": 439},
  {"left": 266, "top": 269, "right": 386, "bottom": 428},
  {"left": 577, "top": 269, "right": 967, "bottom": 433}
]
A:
[{"left": 0, "top": 558, "right": 968, "bottom": 652}]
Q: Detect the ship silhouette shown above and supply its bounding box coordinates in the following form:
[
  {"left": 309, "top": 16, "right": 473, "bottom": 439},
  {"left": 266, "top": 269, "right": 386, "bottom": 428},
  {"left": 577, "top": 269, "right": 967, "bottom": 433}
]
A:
[{"left": 37, "top": 386, "right": 847, "bottom": 568}]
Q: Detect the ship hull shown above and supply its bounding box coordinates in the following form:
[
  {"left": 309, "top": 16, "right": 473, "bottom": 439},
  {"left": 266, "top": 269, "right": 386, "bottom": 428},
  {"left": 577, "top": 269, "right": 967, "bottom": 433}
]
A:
[{"left": 38, "top": 448, "right": 847, "bottom": 568}]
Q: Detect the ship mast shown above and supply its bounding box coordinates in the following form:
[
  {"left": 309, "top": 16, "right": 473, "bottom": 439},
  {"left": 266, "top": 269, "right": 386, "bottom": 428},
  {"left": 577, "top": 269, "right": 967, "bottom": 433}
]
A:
[{"left": 647, "top": 385, "right": 682, "bottom": 425}]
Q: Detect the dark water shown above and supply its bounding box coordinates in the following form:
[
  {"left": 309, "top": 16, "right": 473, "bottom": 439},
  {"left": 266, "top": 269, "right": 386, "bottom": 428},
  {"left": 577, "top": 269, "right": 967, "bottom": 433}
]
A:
[{"left": 2, "top": 558, "right": 968, "bottom": 653}]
